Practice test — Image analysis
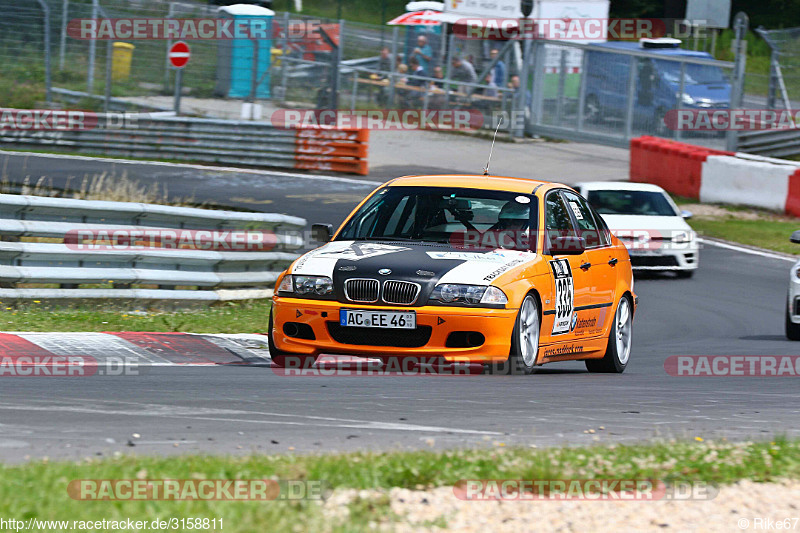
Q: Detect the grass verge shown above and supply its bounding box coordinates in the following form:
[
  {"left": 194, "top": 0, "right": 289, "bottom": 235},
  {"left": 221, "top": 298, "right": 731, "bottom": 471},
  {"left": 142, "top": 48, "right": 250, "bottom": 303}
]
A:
[
  {"left": 673, "top": 197, "right": 799, "bottom": 255},
  {"left": 1, "top": 439, "right": 797, "bottom": 532},
  {"left": 0, "top": 300, "right": 271, "bottom": 333}
]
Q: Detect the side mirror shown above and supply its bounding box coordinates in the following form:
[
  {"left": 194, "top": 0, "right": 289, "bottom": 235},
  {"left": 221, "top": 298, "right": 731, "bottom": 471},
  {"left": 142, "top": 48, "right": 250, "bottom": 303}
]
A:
[
  {"left": 311, "top": 223, "right": 333, "bottom": 243},
  {"left": 681, "top": 210, "right": 693, "bottom": 220},
  {"left": 790, "top": 230, "right": 800, "bottom": 244},
  {"left": 549, "top": 236, "right": 586, "bottom": 256}
]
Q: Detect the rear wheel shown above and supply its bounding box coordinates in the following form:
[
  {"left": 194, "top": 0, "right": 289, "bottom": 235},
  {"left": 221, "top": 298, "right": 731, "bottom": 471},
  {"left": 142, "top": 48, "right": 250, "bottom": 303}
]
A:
[
  {"left": 268, "top": 310, "right": 318, "bottom": 369},
  {"left": 488, "top": 294, "right": 539, "bottom": 375},
  {"left": 786, "top": 300, "right": 800, "bottom": 340},
  {"left": 586, "top": 296, "right": 632, "bottom": 374}
]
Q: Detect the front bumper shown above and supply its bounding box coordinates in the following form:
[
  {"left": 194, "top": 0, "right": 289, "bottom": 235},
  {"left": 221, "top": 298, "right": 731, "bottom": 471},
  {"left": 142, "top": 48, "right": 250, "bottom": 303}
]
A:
[
  {"left": 626, "top": 242, "right": 699, "bottom": 271},
  {"left": 271, "top": 296, "right": 518, "bottom": 363}
]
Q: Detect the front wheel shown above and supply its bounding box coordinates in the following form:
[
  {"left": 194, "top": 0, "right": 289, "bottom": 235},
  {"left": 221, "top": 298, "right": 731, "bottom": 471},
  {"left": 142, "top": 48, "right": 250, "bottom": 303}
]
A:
[
  {"left": 586, "top": 296, "right": 632, "bottom": 374},
  {"left": 675, "top": 270, "right": 694, "bottom": 279},
  {"left": 786, "top": 301, "right": 800, "bottom": 340},
  {"left": 268, "top": 310, "right": 318, "bottom": 369},
  {"left": 489, "top": 294, "right": 539, "bottom": 375}
]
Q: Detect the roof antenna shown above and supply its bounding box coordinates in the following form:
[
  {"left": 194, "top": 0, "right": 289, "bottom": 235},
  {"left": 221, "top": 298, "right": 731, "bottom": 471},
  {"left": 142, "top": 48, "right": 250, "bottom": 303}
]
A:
[{"left": 483, "top": 116, "right": 503, "bottom": 176}]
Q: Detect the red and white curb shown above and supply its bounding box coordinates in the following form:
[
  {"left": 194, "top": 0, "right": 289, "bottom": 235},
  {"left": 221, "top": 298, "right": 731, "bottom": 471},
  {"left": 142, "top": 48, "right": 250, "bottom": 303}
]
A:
[{"left": 0, "top": 332, "right": 272, "bottom": 366}]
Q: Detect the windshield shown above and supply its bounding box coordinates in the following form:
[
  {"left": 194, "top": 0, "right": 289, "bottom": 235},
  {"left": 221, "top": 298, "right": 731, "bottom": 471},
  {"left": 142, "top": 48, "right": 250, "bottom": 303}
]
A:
[
  {"left": 654, "top": 59, "right": 729, "bottom": 85},
  {"left": 587, "top": 190, "right": 679, "bottom": 217},
  {"left": 337, "top": 186, "right": 538, "bottom": 251}
]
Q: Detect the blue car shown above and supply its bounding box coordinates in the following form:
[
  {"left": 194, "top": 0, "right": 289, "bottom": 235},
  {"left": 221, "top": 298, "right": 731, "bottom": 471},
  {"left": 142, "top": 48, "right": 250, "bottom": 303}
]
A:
[{"left": 583, "top": 40, "right": 731, "bottom": 130}]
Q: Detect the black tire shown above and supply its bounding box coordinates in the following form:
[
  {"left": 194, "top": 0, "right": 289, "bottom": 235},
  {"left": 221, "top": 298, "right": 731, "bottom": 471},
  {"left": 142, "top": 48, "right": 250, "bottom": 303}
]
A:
[
  {"left": 675, "top": 270, "right": 694, "bottom": 279},
  {"left": 586, "top": 296, "right": 632, "bottom": 374},
  {"left": 268, "top": 311, "right": 318, "bottom": 369},
  {"left": 488, "top": 294, "right": 539, "bottom": 375},
  {"left": 786, "top": 301, "right": 800, "bottom": 340}
]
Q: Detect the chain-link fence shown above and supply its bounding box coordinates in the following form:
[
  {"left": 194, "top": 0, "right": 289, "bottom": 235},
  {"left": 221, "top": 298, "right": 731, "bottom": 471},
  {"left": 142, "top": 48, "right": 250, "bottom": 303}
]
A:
[
  {"left": 524, "top": 39, "right": 740, "bottom": 150},
  {"left": 755, "top": 26, "right": 800, "bottom": 109},
  {"left": 0, "top": 0, "right": 52, "bottom": 108},
  {"left": 1, "top": 2, "right": 757, "bottom": 152}
]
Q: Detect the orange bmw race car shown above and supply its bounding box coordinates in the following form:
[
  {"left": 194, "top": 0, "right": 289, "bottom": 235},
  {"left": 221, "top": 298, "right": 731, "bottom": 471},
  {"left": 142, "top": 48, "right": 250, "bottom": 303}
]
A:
[{"left": 269, "top": 175, "right": 636, "bottom": 374}]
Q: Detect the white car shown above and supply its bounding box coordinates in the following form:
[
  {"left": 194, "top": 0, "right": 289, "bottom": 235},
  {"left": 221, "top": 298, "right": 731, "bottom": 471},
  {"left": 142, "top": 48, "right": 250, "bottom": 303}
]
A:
[
  {"left": 787, "top": 231, "right": 800, "bottom": 340},
  {"left": 575, "top": 182, "right": 698, "bottom": 278}
]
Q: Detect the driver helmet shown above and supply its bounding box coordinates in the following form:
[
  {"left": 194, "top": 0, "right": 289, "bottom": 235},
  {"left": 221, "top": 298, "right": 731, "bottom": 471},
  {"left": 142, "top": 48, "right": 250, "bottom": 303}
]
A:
[{"left": 498, "top": 201, "right": 530, "bottom": 223}]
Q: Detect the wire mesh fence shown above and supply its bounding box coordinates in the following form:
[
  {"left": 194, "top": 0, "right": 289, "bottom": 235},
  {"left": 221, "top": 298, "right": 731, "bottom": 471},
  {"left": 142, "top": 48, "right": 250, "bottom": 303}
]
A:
[
  {"left": 755, "top": 26, "right": 800, "bottom": 109},
  {"left": 0, "top": 1, "right": 756, "bottom": 151}
]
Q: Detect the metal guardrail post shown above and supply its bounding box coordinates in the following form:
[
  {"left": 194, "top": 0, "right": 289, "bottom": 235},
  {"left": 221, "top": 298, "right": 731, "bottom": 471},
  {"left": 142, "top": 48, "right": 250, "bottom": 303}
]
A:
[
  {"left": 576, "top": 49, "right": 588, "bottom": 132},
  {"left": 104, "top": 40, "right": 112, "bottom": 113},
  {"left": 675, "top": 62, "right": 686, "bottom": 141},
  {"left": 623, "top": 56, "right": 638, "bottom": 142},
  {"left": 36, "top": 0, "right": 52, "bottom": 104},
  {"left": 59, "top": 0, "right": 68, "bottom": 71},
  {"left": 514, "top": 37, "right": 533, "bottom": 138},
  {"left": 87, "top": 0, "right": 98, "bottom": 94},
  {"left": 351, "top": 71, "right": 358, "bottom": 111},
  {"left": 388, "top": 26, "right": 399, "bottom": 107},
  {"left": 280, "top": 11, "right": 290, "bottom": 100},
  {"left": 727, "top": 12, "right": 749, "bottom": 153},
  {"left": 164, "top": 2, "right": 176, "bottom": 93},
  {"left": 444, "top": 33, "right": 455, "bottom": 107},
  {"left": 555, "top": 48, "right": 567, "bottom": 126}
]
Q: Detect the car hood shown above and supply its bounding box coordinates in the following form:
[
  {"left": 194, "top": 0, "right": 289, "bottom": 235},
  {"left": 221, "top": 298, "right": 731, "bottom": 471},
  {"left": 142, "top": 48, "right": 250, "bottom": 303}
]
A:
[
  {"left": 290, "top": 241, "right": 538, "bottom": 298},
  {"left": 600, "top": 214, "right": 692, "bottom": 235}
]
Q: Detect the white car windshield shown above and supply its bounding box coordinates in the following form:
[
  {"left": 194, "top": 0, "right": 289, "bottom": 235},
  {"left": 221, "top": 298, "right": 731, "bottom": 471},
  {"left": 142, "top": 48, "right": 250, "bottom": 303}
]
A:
[{"left": 587, "top": 190, "right": 679, "bottom": 217}]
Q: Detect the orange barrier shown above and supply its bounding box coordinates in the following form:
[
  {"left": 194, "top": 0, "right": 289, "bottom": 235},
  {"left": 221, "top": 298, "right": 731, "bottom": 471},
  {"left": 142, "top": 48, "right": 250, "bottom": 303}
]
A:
[
  {"left": 294, "top": 128, "right": 369, "bottom": 175},
  {"left": 629, "top": 136, "right": 733, "bottom": 199}
]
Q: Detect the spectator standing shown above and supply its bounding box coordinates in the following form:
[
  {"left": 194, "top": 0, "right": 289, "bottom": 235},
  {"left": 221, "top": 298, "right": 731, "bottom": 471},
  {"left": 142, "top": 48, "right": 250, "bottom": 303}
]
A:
[
  {"left": 490, "top": 48, "right": 506, "bottom": 87},
  {"left": 409, "top": 35, "right": 433, "bottom": 73}
]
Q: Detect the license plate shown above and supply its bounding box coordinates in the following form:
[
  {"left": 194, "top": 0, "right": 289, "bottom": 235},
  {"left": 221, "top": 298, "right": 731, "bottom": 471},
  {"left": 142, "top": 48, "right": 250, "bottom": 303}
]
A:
[
  {"left": 339, "top": 309, "right": 416, "bottom": 329},
  {"left": 628, "top": 248, "right": 660, "bottom": 256}
]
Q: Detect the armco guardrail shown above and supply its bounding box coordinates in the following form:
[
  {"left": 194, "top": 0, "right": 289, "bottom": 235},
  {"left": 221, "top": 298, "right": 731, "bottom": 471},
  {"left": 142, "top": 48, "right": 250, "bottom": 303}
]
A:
[
  {"left": 0, "top": 194, "right": 306, "bottom": 303},
  {"left": 737, "top": 128, "right": 800, "bottom": 159},
  {"left": 0, "top": 113, "right": 369, "bottom": 176},
  {"left": 630, "top": 136, "right": 800, "bottom": 216}
]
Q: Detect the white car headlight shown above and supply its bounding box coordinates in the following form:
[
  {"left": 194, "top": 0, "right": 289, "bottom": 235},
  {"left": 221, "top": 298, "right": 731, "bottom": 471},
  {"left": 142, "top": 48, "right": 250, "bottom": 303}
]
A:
[{"left": 680, "top": 93, "right": 695, "bottom": 105}]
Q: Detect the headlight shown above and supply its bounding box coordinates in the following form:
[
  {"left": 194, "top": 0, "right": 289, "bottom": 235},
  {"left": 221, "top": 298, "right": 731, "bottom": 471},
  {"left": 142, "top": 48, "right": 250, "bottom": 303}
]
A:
[
  {"left": 429, "top": 284, "right": 508, "bottom": 306},
  {"left": 281, "top": 275, "right": 333, "bottom": 296},
  {"left": 680, "top": 93, "right": 695, "bottom": 105}
]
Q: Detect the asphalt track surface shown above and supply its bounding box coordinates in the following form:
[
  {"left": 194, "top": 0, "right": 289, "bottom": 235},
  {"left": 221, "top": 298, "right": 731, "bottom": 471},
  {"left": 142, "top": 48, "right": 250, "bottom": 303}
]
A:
[{"left": 0, "top": 152, "right": 798, "bottom": 462}]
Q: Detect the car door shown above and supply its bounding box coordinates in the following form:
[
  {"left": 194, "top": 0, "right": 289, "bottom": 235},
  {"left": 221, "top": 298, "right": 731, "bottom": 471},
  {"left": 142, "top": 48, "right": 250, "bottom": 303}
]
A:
[
  {"left": 542, "top": 190, "right": 592, "bottom": 343},
  {"left": 561, "top": 190, "right": 617, "bottom": 336}
]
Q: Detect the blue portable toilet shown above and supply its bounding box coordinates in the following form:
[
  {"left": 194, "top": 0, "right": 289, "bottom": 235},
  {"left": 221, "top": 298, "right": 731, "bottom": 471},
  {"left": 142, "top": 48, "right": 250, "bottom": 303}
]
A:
[{"left": 215, "top": 4, "right": 274, "bottom": 99}]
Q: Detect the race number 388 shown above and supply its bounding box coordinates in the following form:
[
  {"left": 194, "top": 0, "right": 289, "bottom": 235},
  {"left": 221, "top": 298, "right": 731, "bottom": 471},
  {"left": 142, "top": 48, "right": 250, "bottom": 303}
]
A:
[{"left": 550, "top": 259, "right": 574, "bottom": 335}]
